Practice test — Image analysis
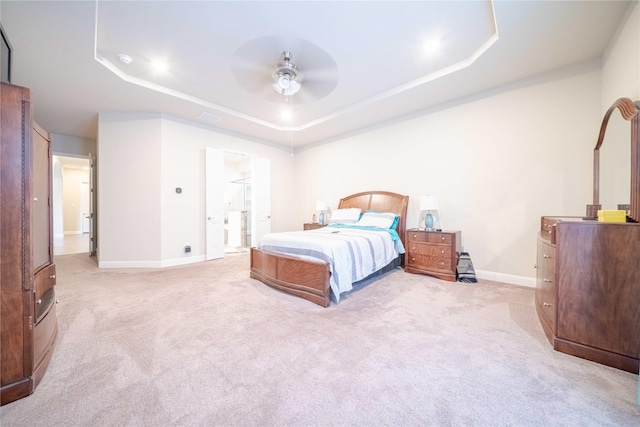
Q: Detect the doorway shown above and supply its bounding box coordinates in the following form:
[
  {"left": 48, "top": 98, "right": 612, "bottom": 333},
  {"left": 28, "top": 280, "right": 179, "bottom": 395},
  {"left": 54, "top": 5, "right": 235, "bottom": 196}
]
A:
[
  {"left": 226, "top": 176, "right": 252, "bottom": 252},
  {"left": 52, "top": 155, "right": 91, "bottom": 255},
  {"left": 204, "top": 150, "right": 271, "bottom": 259},
  {"left": 224, "top": 153, "right": 252, "bottom": 253}
]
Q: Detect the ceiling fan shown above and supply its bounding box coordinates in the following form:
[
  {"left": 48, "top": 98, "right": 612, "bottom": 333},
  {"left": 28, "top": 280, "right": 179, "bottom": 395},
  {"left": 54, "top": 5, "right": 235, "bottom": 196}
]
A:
[
  {"left": 231, "top": 36, "right": 339, "bottom": 104},
  {"left": 272, "top": 51, "right": 303, "bottom": 96}
]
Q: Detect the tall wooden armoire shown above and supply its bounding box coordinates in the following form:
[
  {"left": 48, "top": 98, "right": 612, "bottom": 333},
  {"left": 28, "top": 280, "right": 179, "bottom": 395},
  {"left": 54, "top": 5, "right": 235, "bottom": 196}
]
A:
[{"left": 1, "top": 82, "right": 58, "bottom": 405}]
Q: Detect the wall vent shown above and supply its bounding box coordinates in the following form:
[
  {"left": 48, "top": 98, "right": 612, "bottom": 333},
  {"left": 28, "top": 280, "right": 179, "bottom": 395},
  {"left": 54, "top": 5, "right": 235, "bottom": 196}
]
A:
[{"left": 198, "top": 112, "right": 222, "bottom": 124}]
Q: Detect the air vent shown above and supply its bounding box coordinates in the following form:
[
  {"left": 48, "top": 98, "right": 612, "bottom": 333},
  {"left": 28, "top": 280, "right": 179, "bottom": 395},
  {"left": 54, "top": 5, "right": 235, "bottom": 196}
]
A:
[{"left": 198, "top": 112, "right": 222, "bottom": 124}]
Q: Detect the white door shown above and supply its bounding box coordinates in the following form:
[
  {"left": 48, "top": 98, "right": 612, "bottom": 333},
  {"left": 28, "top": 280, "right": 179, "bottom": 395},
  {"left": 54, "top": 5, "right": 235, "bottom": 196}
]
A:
[
  {"left": 81, "top": 181, "right": 90, "bottom": 233},
  {"left": 206, "top": 147, "right": 225, "bottom": 260},
  {"left": 88, "top": 154, "right": 97, "bottom": 255},
  {"left": 251, "top": 157, "right": 271, "bottom": 247}
]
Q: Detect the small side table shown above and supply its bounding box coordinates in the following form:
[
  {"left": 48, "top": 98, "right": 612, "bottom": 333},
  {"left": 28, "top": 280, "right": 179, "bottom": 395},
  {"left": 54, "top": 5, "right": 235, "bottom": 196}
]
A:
[
  {"left": 303, "top": 223, "right": 326, "bottom": 230},
  {"left": 404, "top": 228, "right": 462, "bottom": 281}
]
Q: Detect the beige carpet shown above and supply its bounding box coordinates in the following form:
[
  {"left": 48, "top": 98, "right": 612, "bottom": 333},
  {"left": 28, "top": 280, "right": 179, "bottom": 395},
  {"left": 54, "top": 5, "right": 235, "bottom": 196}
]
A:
[{"left": 1, "top": 252, "right": 638, "bottom": 426}]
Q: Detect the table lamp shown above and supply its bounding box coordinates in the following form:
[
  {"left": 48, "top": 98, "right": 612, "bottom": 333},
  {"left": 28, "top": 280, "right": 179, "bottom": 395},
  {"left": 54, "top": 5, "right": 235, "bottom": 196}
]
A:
[
  {"left": 316, "top": 201, "right": 328, "bottom": 225},
  {"left": 419, "top": 195, "right": 439, "bottom": 231}
]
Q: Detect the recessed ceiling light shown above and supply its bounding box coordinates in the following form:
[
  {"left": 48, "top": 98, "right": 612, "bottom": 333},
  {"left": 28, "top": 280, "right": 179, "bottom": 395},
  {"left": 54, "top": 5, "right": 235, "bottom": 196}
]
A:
[
  {"left": 422, "top": 37, "right": 443, "bottom": 56},
  {"left": 117, "top": 53, "right": 133, "bottom": 65},
  {"left": 151, "top": 59, "right": 168, "bottom": 73},
  {"left": 281, "top": 110, "right": 293, "bottom": 122}
]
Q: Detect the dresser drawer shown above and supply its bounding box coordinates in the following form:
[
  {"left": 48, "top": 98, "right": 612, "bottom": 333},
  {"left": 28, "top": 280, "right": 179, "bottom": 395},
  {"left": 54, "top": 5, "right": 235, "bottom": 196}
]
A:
[
  {"left": 540, "top": 218, "right": 557, "bottom": 243},
  {"left": 33, "top": 303, "right": 57, "bottom": 369},
  {"left": 34, "top": 264, "right": 56, "bottom": 301},
  {"left": 407, "top": 231, "right": 452, "bottom": 244},
  {"left": 536, "top": 237, "right": 556, "bottom": 332}
]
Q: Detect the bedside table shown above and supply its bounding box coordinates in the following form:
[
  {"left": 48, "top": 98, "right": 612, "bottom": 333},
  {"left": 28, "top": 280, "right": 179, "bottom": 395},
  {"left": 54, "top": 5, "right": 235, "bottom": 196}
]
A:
[
  {"left": 405, "top": 228, "right": 462, "bottom": 282},
  {"left": 303, "top": 223, "right": 326, "bottom": 230}
]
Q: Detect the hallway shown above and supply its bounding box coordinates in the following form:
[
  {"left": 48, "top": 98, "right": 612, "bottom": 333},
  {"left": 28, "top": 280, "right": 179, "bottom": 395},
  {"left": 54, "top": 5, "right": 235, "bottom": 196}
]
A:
[{"left": 54, "top": 234, "right": 90, "bottom": 256}]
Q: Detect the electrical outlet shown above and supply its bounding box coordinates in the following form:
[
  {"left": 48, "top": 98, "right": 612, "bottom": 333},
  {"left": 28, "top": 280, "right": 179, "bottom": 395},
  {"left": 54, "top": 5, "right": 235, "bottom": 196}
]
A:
[{"left": 184, "top": 245, "right": 191, "bottom": 253}]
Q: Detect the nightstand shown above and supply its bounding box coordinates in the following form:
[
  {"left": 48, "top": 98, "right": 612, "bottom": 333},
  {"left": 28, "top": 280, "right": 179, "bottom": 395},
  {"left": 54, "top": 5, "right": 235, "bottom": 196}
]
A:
[
  {"left": 405, "top": 228, "right": 462, "bottom": 282},
  {"left": 303, "top": 223, "right": 326, "bottom": 230}
]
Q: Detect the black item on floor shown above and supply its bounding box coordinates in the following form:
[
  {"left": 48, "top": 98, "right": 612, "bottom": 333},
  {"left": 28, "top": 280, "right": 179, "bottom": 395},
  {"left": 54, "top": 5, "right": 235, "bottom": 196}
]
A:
[{"left": 457, "top": 252, "right": 477, "bottom": 283}]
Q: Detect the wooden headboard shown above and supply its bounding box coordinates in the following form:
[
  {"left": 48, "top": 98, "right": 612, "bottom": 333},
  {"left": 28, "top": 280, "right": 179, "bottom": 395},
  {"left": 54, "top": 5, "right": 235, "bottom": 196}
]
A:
[{"left": 338, "top": 190, "right": 409, "bottom": 247}]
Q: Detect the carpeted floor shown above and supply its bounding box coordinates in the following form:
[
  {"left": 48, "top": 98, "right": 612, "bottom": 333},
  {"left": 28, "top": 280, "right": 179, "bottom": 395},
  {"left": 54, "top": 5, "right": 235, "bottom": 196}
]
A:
[{"left": 1, "top": 252, "right": 639, "bottom": 426}]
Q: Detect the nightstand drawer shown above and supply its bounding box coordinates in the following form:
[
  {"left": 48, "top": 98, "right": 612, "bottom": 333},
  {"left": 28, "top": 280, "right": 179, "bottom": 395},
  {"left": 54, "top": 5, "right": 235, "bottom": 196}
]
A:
[
  {"left": 407, "top": 231, "right": 452, "bottom": 244},
  {"left": 407, "top": 254, "right": 452, "bottom": 271},
  {"left": 407, "top": 243, "right": 452, "bottom": 257}
]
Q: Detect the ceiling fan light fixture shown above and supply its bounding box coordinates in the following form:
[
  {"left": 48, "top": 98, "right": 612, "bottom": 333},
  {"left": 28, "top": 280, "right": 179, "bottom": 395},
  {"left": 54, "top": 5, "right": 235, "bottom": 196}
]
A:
[
  {"left": 272, "top": 51, "right": 303, "bottom": 96},
  {"left": 273, "top": 79, "right": 301, "bottom": 96},
  {"left": 278, "top": 74, "right": 291, "bottom": 89}
]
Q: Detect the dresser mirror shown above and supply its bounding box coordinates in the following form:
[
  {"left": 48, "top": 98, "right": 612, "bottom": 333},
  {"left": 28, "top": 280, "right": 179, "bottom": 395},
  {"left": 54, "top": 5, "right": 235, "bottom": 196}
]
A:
[
  {"left": 588, "top": 98, "right": 640, "bottom": 222},
  {"left": 599, "top": 108, "right": 630, "bottom": 210}
]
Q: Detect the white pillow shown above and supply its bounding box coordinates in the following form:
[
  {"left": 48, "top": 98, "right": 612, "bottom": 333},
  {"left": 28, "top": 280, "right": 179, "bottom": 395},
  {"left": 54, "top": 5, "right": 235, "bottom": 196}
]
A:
[
  {"left": 354, "top": 211, "right": 397, "bottom": 229},
  {"left": 328, "top": 208, "right": 362, "bottom": 224}
]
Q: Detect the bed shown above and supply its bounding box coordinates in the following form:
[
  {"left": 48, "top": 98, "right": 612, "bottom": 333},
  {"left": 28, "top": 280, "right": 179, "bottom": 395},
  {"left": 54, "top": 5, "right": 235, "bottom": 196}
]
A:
[{"left": 250, "top": 191, "right": 409, "bottom": 307}]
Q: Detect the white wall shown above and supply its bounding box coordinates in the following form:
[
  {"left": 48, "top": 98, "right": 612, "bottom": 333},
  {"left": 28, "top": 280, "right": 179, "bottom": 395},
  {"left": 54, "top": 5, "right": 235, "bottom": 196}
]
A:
[
  {"left": 52, "top": 133, "right": 95, "bottom": 157},
  {"left": 97, "top": 113, "right": 296, "bottom": 267},
  {"left": 294, "top": 66, "right": 602, "bottom": 285},
  {"left": 97, "top": 113, "right": 163, "bottom": 266},
  {"left": 599, "top": 2, "right": 640, "bottom": 210},
  {"left": 601, "top": 2, "right": 640, "bottom": 107}
]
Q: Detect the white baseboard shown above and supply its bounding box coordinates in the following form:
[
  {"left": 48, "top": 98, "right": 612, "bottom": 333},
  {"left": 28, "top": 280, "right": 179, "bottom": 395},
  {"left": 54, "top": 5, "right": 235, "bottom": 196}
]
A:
[
  {"left": 475, "top": 269, "right": 536, "bottom": 288},
  {"left": 99, "top": 255, "right": 207, "bottom": 269},
  {"left": 160, "top": 255, "right": 207, "bottom": 268}
]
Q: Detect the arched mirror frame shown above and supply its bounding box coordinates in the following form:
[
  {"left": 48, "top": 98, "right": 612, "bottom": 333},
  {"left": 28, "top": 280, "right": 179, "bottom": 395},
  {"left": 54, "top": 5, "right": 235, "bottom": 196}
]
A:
[{"left": 587, "top": 98, "right": 640, "bottom": 222}]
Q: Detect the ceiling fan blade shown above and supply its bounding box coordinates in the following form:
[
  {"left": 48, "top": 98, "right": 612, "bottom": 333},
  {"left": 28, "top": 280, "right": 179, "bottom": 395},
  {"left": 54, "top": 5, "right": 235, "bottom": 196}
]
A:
[
  {"left": 232, "top": 64, "right": 273, "bottom": 93},
  {"left": 293, "top": 80, "right": 339, "bottom": 104}
]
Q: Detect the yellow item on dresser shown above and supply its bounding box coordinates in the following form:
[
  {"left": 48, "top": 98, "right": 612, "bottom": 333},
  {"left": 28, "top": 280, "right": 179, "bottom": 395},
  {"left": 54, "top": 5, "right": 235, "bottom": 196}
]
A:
[{"left": 597, "top": 210, "right": 626, "bottom": 223}]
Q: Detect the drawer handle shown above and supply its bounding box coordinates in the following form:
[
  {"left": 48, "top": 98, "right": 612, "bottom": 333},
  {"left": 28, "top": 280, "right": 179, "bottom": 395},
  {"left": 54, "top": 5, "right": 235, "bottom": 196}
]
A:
[
  {"left": 544, "top": 279, "right": 552, "bottom": 283},
  {"left": 440, "top": 262, "right": 445, "bottom": 265},
  {"left": 534, "top": 264, "right": 538, "bottom": 269},
  {"left": 543, "top": 302, "right": 551, "bottom": 307},
  {"left": 413, "top": 234, "right": 417, "bottom": 238},
  {"left": 543, "top": 254, "right": 550, "bottom": 259},
  {"left": 441, "top": 237, "right": 445, "bottom": 241},
  {"left": 411, "top": 258, "right": 415, "bottom": 261},
  {"left": 441, "top": 250, "right": 445, "bottom": 254},
  {"left": 50, "top": 274, "right": 56, "bottom": 279},
  {"left": 412, "top": 247, "right": 415, "bottom": 250},
  {"left": 36, "top": 299, "right": 42, "bottom": 305}
]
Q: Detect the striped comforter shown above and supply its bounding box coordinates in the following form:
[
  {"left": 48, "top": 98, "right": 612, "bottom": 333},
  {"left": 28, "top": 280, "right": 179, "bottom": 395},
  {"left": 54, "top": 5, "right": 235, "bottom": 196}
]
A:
[{"left": 257, "top": 226, "right": 405, "bottom": 301}]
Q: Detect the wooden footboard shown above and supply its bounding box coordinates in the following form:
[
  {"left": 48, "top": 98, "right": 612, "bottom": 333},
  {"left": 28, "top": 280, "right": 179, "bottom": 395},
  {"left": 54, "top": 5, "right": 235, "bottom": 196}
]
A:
[{"left": 250, "top": 247, "right": 331, "bottom": 307}]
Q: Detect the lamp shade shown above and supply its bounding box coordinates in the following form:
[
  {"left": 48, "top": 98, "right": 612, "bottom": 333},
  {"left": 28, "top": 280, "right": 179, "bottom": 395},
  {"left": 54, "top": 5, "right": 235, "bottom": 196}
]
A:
[
  {"left": 315, "top": 201, "right": 328, "bottom": 211},
  {"left": 419, "top": 195, "right": 439, "bottom": 211}
]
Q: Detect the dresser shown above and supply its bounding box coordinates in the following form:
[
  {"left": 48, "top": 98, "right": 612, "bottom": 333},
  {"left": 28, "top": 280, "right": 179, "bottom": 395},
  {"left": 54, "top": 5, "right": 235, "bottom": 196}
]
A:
[
  {"left": 1, "top": 83, "right": 58, "bottom": 405},
  {"left": 535, "top": 216, "right": 640, "bottom": 373},
  {"left": 405, "top": 229, "right": 461, "bottom": 281}
]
